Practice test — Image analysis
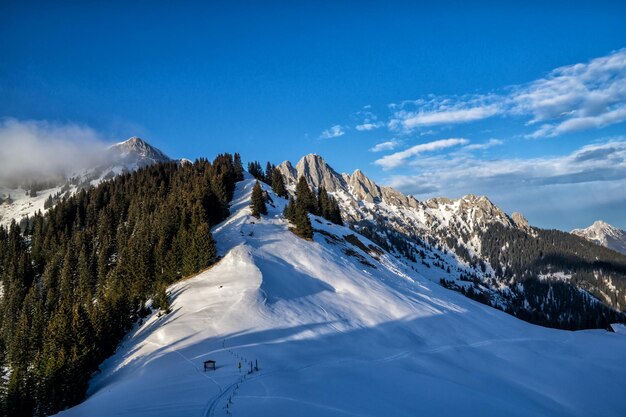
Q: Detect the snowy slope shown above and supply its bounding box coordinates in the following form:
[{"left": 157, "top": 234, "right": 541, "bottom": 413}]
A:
[
  {"left": 572, "top": 220, "right": 626, "bottom": 254},
  {"left": 56, "top": 175, "right": 626, "bottom": 417}
]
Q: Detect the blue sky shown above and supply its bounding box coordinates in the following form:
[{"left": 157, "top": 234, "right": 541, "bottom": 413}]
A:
[{"left": 1, "top": 1, "right": 626, "bottom": 230}]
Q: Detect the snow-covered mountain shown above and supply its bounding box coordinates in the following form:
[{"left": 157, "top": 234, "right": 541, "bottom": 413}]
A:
[
  {"left": 108, "top": 136, "right": 171, "bottom": 169},
  {"left": 0, "top": 137, "right": 171, "bottom": 227},
  {"left": 278, "top": 154, "right": 626, "bottom": 324},
  {"left": 572, "top": 221, "right": 626, "bottom": 254},
  {"left": 55, "top": 174, "right": 626, "bottom": 417}
]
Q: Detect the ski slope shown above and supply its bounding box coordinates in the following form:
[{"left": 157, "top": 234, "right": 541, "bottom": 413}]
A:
[{"left": 56, "top": 175, "right": 626, "bottom": 417}]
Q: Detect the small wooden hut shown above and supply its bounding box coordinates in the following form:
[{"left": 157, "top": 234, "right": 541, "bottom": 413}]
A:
[{"left": 203, "top": 359, "right": 216, "bottom": 371}]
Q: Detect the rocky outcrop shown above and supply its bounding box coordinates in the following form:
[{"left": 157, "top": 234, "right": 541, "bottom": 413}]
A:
[
  {"left": 347, "top": 169, "right": 382, "bottom": 203},
  {"left": 511, "top": 212, "right": 530, "bottom": 230}
]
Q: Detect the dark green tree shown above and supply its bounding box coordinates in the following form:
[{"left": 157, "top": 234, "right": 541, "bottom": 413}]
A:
[
  {"left": 293, "top": 205, "right": 313, "bottom": 240},
  {"left": 295, "top": 176, "right": 317, "bottom": 215},
  {"left": 283, "top": 197, "right": 296, "bottom": 222},
  {"left": 250, "top": 181, "right": 267, "bottom": 218},
  {"left": 271, "top": 168, "right": 287, "bottom": 198},
  {"left": 264, "top": 162, "right": 275, "bottom": 184},
  {"left": 233, "top": 153, "right": 244, "bottom": 181}
]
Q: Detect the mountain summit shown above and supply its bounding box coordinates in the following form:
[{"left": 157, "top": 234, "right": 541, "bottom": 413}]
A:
[
  {"left": 108, "top": 136, "right": 171, "bottom": 168},
  {"left": 572, "top": 220, "right": 626, "bottom": 254}
]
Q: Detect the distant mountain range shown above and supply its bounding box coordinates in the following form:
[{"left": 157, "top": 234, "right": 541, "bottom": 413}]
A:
[
  {"left": 1, "top": 142, "right": 625, "bottom": 329},
  {"left": 572, "top": 220, "right": 626, "bottom": 255}
]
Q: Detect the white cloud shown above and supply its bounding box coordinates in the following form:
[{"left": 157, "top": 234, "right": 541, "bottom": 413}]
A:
[
  {"left": 375, "top": 138, "right": 469, "bottom": 169},
  {"left": 356, "top": 121, "right": 384, "bottom": 131},
  {"left": 385, "top": 139, "right": 626, "bottom": 198},
  {"left": 400, "top": 105, "right": 501, "bottom": 129},
  {"left": 528, "top": 105, "right": 626, "bottom": 138},
  {"left": 354, "top": 108, "right": 384, "bottom": 131},
  {"left": 0, "top": 118, "right": 109, "bottom": 184},
  {"left": 385, "top": 49, "right": 626, "bottom": 138},
  {"left": 320, "top": 125, "right": 345, "bottom": 139},
  {"left": 464, "top": 138, "right": 503, "bottom": 151},
  {"left": 369, "top": 139, "right": 401, "bottom": 152}
]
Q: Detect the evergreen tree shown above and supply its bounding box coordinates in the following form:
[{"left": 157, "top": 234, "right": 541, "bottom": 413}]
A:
[
  {"left": 327, "top": 195, "right": 343, "bottom": 226},
  {"left": 250, "top": 181, "right": 267, "bottom": 218},
  {"left": 233, "top": 153, "right": 244, "bottom": 181},
  {"left": 271, "top": 168, "right": 287, "bottom": 198},
  {"left": 295, "top": 176, "right": 317, "bottom": 215},
  {"left": 283, "top": 197, "right": 296, "bottom": 222},
  {"left": 264, "top": 162, "right": 275, "bottom": 184},
  {"left": 247, "top": 161, "right": 263, "bottom": 180},
  {"left": 293, "top": 205, "right": 313, "bottom": 240}
]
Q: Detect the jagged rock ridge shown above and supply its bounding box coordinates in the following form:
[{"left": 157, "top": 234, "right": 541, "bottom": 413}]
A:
[{"left": 278, "top": 154, "right": 626, "bottom": 327}]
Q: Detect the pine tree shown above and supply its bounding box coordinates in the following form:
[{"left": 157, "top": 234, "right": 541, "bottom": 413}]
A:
[
  {"left": 247, "top": 161, "right": 263, "bottom": 180},
  {"left": 317, "top": 186, "right": 330, "bottom": 218},
  {"left": 233, "top": 153, "right": 244, "bottom": 181},
  {"left": 283, "top": 197, "right": 296, "bottom": 222},
  {"left": 153, "top": 283, "right": 171, "bottom": 314},
  {"left": 264, "top": 162, "right": 275, "bottom": 184},
  {"left": 271, "top": 168, "right": 287, "bottom": 198},
  {"left": 250, "top": 181, "right": 267, "bottom": 218},
  {"left": 327, "top": 195, "right": 343, "bottom": 225},
  {"left": 295, "top": 176, "right": 317, "bottom": 215},
  {"left": 293, "top": 204, "right": 313, "bottom": 240}
]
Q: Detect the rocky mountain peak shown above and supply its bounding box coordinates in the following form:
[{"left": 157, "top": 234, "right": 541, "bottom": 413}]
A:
[
  {"left": 572, "top": 220, "right": 626, "bottom": 254},
  {"left": 348, "top": 169, "right": 382, "bottom": 203},
  {"left": 291, "top": 154, "right": 347, "bottom": 191},
  {"left": 109, "top": 137, "right": 170, "bottom": 166},
  {"left": 458, "top": 194, "right": 509, "bottom": 224}
]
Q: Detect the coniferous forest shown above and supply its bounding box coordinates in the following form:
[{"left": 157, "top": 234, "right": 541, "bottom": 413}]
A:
[{"left": 0, "top": 155, "right": 241, "bottom": 417}]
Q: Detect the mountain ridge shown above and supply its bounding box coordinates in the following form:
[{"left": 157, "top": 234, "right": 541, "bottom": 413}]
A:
[{"left": 278, "top": 153, "right": 626, "bottom": 328}]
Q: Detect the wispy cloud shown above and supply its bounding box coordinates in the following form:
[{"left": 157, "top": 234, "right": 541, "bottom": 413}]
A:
[
  {"left": 396, "top": 104, "right": 501, "bottom": 130},
  {"left": 375, "top": 138, "right": 469, "bottom": 169},
  {"left": 354, "top": 108, "right": 384, "bottom": 131},
  {"left": 369, "top": 139, "right": 401, "bottom": 152},
  {"left": 385, "top": 139, "right": 626, "bottom": 198},
  {"left": 383, "top": 49, "right": 626, "bottom": 138},
  {"left": 0, "top": 118, "right": 109, "bottom": 184},
  {"left": 320, "top": 124, "right": 346, "bottom": 139},
  {"left": 464, "top": 138, "right": 503, "bottom": 151},
  {"left": 356, "top": 122, "right": 385, "bottom": 131}
]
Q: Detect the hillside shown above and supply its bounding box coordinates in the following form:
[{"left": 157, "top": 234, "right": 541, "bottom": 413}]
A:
[{"left": 55, "top": 175, "right": 626, "bottom": 417}]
